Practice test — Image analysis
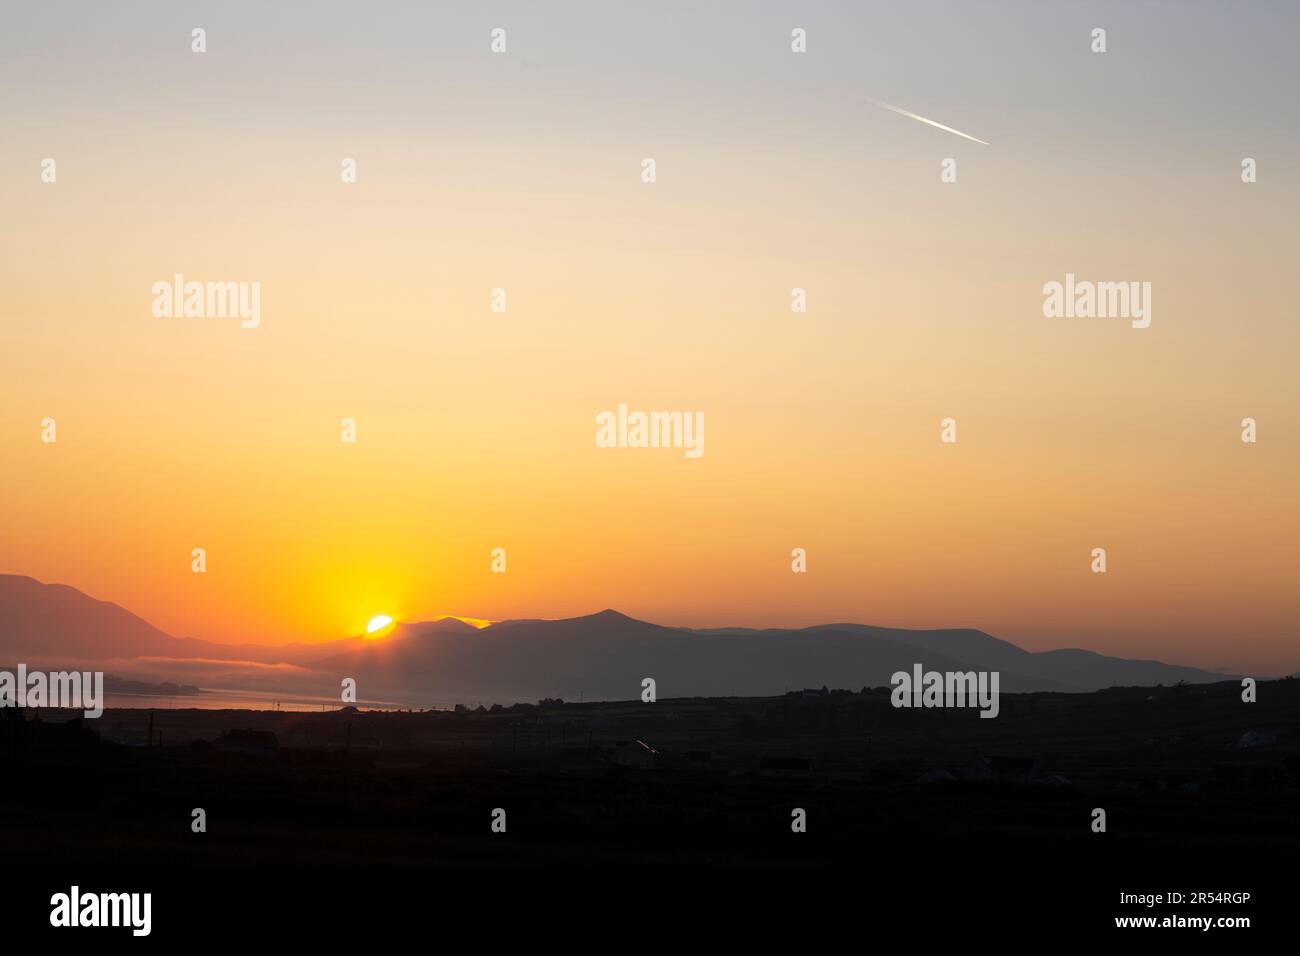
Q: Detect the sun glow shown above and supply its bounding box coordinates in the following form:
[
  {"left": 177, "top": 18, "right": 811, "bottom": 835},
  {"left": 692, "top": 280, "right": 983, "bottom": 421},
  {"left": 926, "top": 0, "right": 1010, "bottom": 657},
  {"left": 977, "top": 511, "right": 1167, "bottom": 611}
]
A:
[{"left": 365, "top": 614, "right": 394, "bottom": 636}]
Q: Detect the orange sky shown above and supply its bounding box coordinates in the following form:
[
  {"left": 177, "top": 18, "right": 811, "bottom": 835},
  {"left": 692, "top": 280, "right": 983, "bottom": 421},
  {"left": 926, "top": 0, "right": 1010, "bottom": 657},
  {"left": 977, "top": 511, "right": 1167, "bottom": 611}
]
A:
[{"left": 2, "top": 4, "right": 1297, "bottom": 674}]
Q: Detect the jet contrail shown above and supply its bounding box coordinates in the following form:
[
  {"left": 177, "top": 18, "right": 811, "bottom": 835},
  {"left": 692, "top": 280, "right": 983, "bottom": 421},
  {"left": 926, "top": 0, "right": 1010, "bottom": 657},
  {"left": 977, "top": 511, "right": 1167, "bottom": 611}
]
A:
[{"left": 867, "top": 97, "right": 990, "bottom": 146}]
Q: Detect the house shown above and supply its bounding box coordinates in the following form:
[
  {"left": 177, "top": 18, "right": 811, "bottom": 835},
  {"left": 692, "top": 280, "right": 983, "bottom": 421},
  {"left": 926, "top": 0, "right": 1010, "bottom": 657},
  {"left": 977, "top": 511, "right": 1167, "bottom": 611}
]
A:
[
  {"left": 758, "top": 755, "right": 814, "bottom": 776},
  {"left": 917, "top": 768, "right": 956, "bottom": 784},
  {"left": 960, "top": 756, "right": 1041, "bottom": 785},
  {"left": 612, "top": 737, "right": 659, "bottom": 769},
  {"left": 214, "top": 728, "right": 279, "bottom": 757},
  {"left": 2, "top": 711, "right": 99, "bottom": 756},
  {"left": 1235, "top": 730, "right": 1277, "bottom": 749}
]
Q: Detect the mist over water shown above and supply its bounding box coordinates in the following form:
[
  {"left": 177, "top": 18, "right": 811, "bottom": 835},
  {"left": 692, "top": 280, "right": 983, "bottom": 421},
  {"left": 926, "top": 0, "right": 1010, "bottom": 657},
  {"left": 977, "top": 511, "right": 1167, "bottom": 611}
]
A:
[{"left": 103, "top": 687, "right": 530, "bottom": 712}]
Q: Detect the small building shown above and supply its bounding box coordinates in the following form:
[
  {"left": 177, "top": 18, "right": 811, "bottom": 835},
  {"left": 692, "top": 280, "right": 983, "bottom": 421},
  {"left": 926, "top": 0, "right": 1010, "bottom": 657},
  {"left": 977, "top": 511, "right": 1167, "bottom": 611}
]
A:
[
  {"left": 1236, "top": 730, "right": 1277, "bottom": 749},
  {"left": 2, "top": 711, "right": 99, "bottom": 756},
  {"left": 759, "top": 755, "right": 814, "bottom": 776},
  {"left": 917, "top": 768, "right": 956, "bottom": 784},
  {"left": 214, "top": 728, "right": 279, "bottom": 757},
  {"left": 612, "top": 737, "right": 659, "bottom": 768},
  {"left": 961, "top": 756, "right": 1041, "bottom": 785}
]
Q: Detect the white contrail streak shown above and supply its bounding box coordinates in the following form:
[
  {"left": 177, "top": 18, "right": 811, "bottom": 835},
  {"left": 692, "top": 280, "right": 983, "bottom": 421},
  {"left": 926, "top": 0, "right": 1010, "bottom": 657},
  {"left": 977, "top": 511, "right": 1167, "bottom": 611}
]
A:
[{"left": 867, "top": 98, "right": 990, "bottom": 146}]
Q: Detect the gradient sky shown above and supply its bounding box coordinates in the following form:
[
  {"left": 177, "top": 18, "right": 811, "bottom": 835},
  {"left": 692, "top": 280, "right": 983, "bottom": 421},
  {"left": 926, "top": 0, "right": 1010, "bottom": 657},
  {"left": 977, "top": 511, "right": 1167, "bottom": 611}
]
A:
[{"left": 2, "top": 2, "right": 1298, "bottom": 674}]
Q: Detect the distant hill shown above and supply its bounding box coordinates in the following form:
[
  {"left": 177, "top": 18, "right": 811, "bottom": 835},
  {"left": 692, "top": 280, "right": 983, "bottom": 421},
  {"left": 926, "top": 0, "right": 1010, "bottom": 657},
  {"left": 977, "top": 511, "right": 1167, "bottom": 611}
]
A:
[
  {"left": 0, "top": 574, "right": 181, "bottom": 659},
  {"left": 0, "top": 574, "right": 1235, "bottom": 701},
  {"left": 800, "top": 623, "right": 1226, "bottom": 691},
  {"left": 0, "top": 574, "right": 356, "bottom": 665},
  {"left": 316, "top": 609, "right": 1232, "bottom": 700}
]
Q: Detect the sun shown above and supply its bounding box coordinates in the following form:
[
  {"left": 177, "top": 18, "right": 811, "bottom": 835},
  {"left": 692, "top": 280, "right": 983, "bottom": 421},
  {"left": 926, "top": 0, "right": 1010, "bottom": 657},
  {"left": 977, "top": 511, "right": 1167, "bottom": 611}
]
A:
[{"left": 365, "top": 614, "right": 395, "bottom": 637}]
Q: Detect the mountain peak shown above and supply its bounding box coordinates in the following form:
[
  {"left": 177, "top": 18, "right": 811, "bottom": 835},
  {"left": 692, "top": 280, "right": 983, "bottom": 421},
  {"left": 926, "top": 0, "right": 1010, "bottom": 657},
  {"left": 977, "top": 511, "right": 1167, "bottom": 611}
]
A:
[
  {"left": 575, "top": 609, "right": 656, "bottom": 629},
  {"left": 591, "top": 608, "right": 635, "bottom": 621},
  {"left": 400, "top": 617, "right": 480, "bottom": 636}
]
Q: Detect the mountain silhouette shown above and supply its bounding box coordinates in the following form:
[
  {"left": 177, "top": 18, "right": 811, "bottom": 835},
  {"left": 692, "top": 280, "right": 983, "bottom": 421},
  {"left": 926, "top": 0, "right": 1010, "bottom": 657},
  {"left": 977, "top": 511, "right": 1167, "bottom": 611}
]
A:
[
  {"left": 316, "top": 612, "right": 1232, "bottom": 700},
  {"left": 0, "top": 573, "right": 1234, "bottom": 700},
  {"left": 0, "top": 574, "right": 357, "bottom": 665},
  {"left": 0, "top": 574, "right": 180, "bottom": 659}
]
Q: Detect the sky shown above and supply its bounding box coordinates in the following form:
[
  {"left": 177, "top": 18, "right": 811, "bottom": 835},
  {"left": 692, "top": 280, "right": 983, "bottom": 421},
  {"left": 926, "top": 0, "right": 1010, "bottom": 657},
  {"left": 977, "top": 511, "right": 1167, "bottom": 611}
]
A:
[{"left": 2, "top": 2, "right": 1298, "bottom": 674}]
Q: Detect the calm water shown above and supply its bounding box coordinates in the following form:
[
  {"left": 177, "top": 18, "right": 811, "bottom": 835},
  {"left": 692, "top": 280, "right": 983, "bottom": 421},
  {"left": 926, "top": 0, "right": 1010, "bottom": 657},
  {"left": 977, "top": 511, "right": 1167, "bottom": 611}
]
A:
[
  {"left": 103, "top": 687, "right": 528, "bottom": 712},
  {"left": 106, "top": 688, "right": 413, "bottom": 712}
]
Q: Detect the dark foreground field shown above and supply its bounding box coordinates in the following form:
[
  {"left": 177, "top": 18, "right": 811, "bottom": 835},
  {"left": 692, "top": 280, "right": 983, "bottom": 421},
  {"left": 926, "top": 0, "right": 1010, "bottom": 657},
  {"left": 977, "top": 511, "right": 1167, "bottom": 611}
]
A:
[{"left": 4, "top": 678, "right": 1299, "bottom": 869}]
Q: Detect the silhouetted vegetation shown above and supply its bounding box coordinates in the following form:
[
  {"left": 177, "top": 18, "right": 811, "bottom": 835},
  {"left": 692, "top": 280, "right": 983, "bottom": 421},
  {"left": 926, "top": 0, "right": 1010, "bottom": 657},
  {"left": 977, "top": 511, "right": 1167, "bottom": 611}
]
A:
[{"left": 2, "top": 679, "right": 1298, "bottom": 866}]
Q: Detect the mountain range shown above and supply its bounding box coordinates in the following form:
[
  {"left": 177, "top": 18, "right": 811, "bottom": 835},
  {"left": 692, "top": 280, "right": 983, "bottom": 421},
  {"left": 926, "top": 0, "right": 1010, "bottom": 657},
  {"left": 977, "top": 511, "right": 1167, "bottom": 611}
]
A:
[{"left": 0, "top": 573, "right": 1237, "bottom": 703}]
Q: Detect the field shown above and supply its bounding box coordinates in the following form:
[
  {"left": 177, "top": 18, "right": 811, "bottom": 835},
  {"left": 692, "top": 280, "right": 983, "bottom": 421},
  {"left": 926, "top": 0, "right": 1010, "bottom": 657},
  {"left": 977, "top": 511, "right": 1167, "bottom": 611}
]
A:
[{"left": 5, "top": 679, "right": 1298, "bottom": 869}]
